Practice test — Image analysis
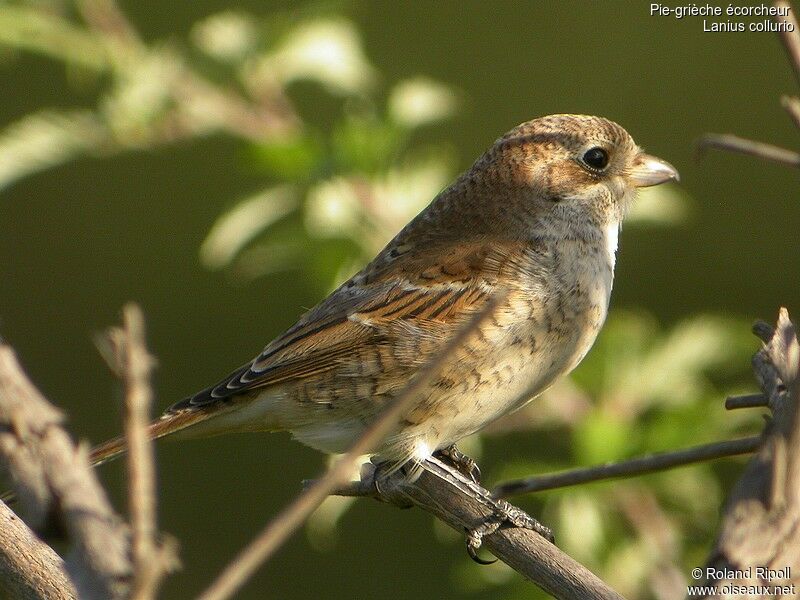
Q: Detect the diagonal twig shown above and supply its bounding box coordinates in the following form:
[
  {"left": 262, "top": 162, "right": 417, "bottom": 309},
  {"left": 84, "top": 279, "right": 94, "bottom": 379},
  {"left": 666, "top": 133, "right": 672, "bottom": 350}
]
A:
[
  {"left": 196, "top": 292, "right": 507, "bottom": 600},
  {"left": 492, "top": 436, "right": 761, "bottom": 498},
  {"left": 699, "top": 2, "right": 800, "bottom": 168},
  {"left": 774, "top": 1, "right": 800, "bottom": 88},
  {"left": 696, "top": 134, "right": 800, "bottom": 168},
  {"left": 781, "top": 95, "right": 800, "bottom": 129}
]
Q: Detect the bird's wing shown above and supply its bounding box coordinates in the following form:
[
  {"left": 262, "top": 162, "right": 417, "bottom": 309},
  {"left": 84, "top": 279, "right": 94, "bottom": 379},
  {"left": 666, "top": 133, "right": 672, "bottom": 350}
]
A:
[{"left": 168, "top": 239, "right": 533, "bottom": 413}]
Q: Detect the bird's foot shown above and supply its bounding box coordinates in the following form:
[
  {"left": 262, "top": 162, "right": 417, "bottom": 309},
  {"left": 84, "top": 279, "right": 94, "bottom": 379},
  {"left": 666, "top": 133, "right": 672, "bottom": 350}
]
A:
[
  {"left": 433, "top": 444, "right": 481, "bottom": 484},
  {"left": 423, "top": 454, "right": 553, "bottom": 564},
  {"left": 365, "top": 454, "right": 553, "bottom": 564},
  {"left": 465, "top": 498, "right": 554, "bottom": 564}
]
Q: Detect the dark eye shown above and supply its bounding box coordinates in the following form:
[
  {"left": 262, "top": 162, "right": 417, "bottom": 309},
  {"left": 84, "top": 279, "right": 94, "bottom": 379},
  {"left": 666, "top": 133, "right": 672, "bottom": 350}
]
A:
[{"left": 582, "top": 147, "right": 609, "bottom": 171}]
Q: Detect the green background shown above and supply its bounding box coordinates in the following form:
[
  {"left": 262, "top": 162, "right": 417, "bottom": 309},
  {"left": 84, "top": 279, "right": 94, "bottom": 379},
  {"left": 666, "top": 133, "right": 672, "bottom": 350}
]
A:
[{"left": 1, "top": 1, "right": 797, "bottom": 599}]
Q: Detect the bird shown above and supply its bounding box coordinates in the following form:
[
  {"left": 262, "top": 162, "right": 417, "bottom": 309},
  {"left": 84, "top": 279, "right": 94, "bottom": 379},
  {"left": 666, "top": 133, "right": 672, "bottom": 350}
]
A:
[{"left": 90, "top": 114, "right": 678, "bottom": 476}]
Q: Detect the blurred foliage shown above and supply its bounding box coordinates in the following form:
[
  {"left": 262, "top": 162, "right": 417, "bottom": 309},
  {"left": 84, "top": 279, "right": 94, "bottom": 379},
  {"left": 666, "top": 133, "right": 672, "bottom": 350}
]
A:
[
  {"left": 0, "top": 2, "right": 763, "bottom": 600},
  {"left": 0, "top": 0, "right": 685, "bottom": 290}
]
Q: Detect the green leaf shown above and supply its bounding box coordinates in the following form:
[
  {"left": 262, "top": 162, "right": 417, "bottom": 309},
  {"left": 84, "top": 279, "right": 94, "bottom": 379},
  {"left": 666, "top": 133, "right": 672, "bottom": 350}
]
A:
[
  {"left": 573, "top": 411, "right": 634, "bottom": 464},
  {"left": 199, "top": 185, "right": 298, "bottom": 269},
  {"left": 0, "top": 110, "right": 107, "bottom": 191},
  {"left": 249, "top": 133, "right": 324, "bottom": 180},
  {"left": 0, "top": 6, "right": 108, "bottom": 71},
  {"left": 331, "top": 116, "right": 404, "bottom": 174}
]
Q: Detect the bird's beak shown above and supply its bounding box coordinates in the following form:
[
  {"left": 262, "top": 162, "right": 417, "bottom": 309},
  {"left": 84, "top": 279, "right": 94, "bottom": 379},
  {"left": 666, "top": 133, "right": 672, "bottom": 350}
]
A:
[{"left": 629, "top": 153, "right": 680, "bottom": 187}]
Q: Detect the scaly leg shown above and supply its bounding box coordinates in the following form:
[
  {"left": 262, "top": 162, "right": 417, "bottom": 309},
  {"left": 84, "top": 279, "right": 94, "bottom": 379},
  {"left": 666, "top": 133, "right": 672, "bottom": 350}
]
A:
[
  {"left": 434, "top": 444, "right": 481, "bottom": 484},
  {"left": 369, "top": 453, "right": 553, "bottom": 563},
  {"left": 412, "top": 454, "right": 554, "bottom": 563}
]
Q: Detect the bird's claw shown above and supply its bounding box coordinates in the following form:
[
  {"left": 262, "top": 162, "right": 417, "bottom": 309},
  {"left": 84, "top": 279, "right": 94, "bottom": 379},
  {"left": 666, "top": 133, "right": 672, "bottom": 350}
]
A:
[
  {"left": 464, "top": 500, "right": 554, "bottom": 565},
  {"left": 465, "top": 515, "right": 502, "bottom": 564},
  {"left": 434, "top": 444, "right": 481, "bottom": 484}
]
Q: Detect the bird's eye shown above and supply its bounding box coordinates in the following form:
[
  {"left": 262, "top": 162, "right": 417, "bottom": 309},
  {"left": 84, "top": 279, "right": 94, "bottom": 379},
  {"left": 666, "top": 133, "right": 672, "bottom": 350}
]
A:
[{"left": 582, "top": 147, "right": 609, "bottom": 171}]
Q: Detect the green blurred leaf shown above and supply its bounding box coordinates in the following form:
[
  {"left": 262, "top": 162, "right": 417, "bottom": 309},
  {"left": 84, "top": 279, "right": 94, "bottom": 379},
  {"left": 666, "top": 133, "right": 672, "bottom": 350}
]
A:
[
  {"left": 200, "top": 185, "right": 298, "bottom": 270},
  {"left": 573, "top": 411, "right": 635, "bottom": 464},
  {"left": 388, "top": 77, "right": 459, "bottom": 128},
  {"left": 252, "top": 18, "right": 377, "bottom": 96},
  {"left": 250, "top": 133, "right": 325, "bottom": 180},
  {"left": 191, "top": 11, "right": 258, "bottom": 63},
  {"left": 0, "top": 110, "right": 107, "bottom": 191},
  {"left": 557, "top": 491, "right": 606, "bottom": 562},
  {"left": 0, "top": 5, "right": 108, "bottom": 70},
  {"left": 331, "top": 116, "right": 404, "bottom": 174},
  {"left": 627, "top": 183, "right": 692, "bottom": 227}
]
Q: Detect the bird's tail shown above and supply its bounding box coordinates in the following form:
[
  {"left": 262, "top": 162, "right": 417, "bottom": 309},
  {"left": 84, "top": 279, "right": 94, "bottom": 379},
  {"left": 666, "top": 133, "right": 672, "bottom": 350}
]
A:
[
  {"left": 89, "top": 408, "right": 217, "bottom": 466},
  {"left": 2, "top": 408, "right": 217, "bottom": 504}
]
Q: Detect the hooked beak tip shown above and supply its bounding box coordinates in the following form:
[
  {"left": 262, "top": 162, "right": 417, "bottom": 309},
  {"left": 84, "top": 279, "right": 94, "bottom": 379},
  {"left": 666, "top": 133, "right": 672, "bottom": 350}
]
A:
[{"left": 630, "top": 154, "right": 680, "bottom": 187}]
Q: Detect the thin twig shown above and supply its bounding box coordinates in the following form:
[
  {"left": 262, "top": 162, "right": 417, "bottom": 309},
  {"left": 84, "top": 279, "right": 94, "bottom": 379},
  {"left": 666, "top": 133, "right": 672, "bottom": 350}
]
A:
[
  {"left": 117, "top": 304, "right": 175, "bottom": 600},
  {"left": 774, "top": 1, "right": 800, "bottom": 88},
  {"left": 196, "top": 293, "right": 506, "bottom": 600},
  {"left": 75, "top": 0, "right": 142, "bottom": 48},
  {"left": 781, "top": 95, "right": 800, "bottom": 130},
  {"left": 697, "top": 133, "right": 800, "bottom": 168},
  {"left": 312, "top": 478, "right": 374, "bottom": 497},
  {"left": 120, "top": 305, "right": 157, "bottom": 598},
  {"left": 492, "top": 436, "right": 761, "bottom": 498},
  {"left": 725, "top": 393, "right": 768, "bottom": 410}
]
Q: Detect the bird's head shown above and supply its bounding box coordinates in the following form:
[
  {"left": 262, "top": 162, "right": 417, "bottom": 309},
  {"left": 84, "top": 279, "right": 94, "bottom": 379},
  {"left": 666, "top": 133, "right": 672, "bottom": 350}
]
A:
[{"left": 471, "top": 114, "right": 679, "bottom": 231}]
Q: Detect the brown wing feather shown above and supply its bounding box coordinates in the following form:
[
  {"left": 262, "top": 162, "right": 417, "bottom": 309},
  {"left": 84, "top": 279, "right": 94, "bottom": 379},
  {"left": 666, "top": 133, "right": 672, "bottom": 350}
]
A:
[{"left": 168, "top": 239, "right": 525, "bottom": 413}]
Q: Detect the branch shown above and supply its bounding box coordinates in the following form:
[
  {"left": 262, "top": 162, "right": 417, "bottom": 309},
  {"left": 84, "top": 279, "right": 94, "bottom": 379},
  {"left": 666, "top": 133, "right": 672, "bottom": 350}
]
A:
[
  {"left": 781, "top": 95, "right": 800, "bottom": 130},
  {"left": 724, "top": 392, "right": 768, "bottom": 410},
  {"left": 491, "top": 436, "right": 761, "bottom": 498},
  {"left": 696, "top": 134, "right": 800, "bottom": 168},
  {"left": 698, "top": 2, "right": 800, "bottom": 168},
  {"left": 0, "top": 500, "right": 76, "bottom": 600},
  {"left": 339, "top": 456, "right": 624, "bottom": 600},
  {"left": 0, "top": 342, "right": 132, "bottom": 599},
  {"left": 774, "top": 0, "right": 800, "bottom": 88},
  {"left": 701, "top": 309, "right": 800, "bottom": 595},
  {"left": 108, "top": 304, "right": 178, "bottom": 599}
]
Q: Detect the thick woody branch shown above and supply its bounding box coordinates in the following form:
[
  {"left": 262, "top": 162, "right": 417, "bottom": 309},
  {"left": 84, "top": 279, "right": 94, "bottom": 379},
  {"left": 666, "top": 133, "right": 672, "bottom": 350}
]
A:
[
  {"left": 0, "top": 500, "right": 76, "bottom": 600},
  {"left": 0, "top": 342, "right": 132, "bottom": 600},
  {"left": 331, "top": 457, "right": 624, "bottom": 600}
]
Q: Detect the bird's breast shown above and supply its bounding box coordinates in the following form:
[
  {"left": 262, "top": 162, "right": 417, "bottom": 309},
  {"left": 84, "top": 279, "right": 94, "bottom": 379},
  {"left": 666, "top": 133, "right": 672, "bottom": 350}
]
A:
[{"left": 509, "top": 228, "right": 617, "bottom": 397}]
